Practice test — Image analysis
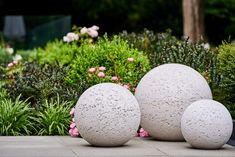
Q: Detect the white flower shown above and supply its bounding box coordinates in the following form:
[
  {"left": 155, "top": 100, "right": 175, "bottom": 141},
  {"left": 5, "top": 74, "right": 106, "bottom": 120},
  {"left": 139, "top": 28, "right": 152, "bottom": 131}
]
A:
[
  {"left": 80, "top": 27, "right": 88, "bottom": 35},
  {"left": 63, "top": 32, "right": 79, "bottom": 42},
  {"left": 90, "top": 25, "right": 99, "bottom": 31},
  {"left": 63, "top": 36, "right": 69, "bottom": 42},
  {"left": 202, "top": 43, "right": 210, "bottom": 50},
  {"left": 13, "top": 54, "right": 22, "bottom": 61},
  {"left": 6, "top": 48, "right": 14, "bottom": 54},
  {"left": 87, "top": 28, "right": 98, "bottom": 38}
]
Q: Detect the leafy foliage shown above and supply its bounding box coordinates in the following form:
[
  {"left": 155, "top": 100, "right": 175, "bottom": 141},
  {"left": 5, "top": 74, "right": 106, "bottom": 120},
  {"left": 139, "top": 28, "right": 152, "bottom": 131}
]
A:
[
  {"left": 3, "top": 62, "right": 89, "bottom": 107},
  {"left": 217, "top": 43, "right": 235, "bottom": 104},
  {"left": 119, "top": 29, "right": 219, "bottom": 86},
  {"left": 0, "top": 47, "right": 13, "bottom": 66},
  {"left": 0, "top": 96, "right": 35, "bottom": 135},
  {"left": 34, "top": 97, "right": 73, "bottom": 135},
  {"left": 35, "top": 40, "right": 78, "bottom": 66},
  {"left": 66, "top": 34, "right": 150, "bottom": 87}
]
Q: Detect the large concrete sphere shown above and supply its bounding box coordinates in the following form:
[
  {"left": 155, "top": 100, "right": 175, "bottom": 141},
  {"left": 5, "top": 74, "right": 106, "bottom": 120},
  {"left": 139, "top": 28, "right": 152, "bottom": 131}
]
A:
[
  {"left": 135, "top": 64, "right": 212, "bottom": 141},
  {"left": 74, "top": 83, "right": 140, "bottom": 146},
  {"left": 181, "top": 99, "right": 233, "bottom": 149}
]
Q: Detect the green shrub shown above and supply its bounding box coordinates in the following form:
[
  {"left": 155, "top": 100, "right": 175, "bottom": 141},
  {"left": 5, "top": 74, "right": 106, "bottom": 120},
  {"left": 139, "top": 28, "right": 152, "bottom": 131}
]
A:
[
  {"left": 34, "top": 97, "right": 73, "bottom": 135},
  {"left": 0, "top": 96, "right": 35, "bottom": 135},
  {"left": 3, "top": 62, "right": 89, "bottom": 107},
  {"left": 16, "top": 49, "right": 36, "bottom": 61},
  {"left": 119, "top": 29, "right": 219, "bottom": 86},
  {"left": 35, "top": 40, "right": 78, "bottom": 66},
  {"left": 66, "top": 35, "right": 150, "bottom": 88},
  {"left": 217, "top": 43, "right": 235, "bottom": 104},
  {"left": 0, "top": 47, "right": 13, "bottom": 66},
  {"left": 224, "top": 104, "right": 235, "bottom": 119}
]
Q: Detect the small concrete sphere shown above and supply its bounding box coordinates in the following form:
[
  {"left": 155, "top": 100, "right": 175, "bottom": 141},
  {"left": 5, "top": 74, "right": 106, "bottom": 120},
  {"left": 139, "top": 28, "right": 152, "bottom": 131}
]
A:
[
  {"left": 181, "top": 99, "right": 233, "bottom": 149},
  {"left": 135, "top": 63, "right": 212, "bottom": 141},
  {"left": 74, "top": 83, "right": 141, "bottom": 146}
]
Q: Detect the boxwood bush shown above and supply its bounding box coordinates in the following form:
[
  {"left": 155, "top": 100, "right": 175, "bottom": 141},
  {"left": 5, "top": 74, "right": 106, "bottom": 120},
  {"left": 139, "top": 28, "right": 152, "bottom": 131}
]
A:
[
  {"left": 217, "top": 42, "right": 235, "bottom": 104},
  {"left": 66, "top": 34, "right": 151, "bottom": 88}
]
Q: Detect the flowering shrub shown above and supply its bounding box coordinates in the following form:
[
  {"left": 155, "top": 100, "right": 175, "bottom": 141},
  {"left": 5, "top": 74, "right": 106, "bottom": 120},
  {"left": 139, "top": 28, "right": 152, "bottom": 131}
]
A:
[
  {"left": 138, "top": 128, "right": 150, "bottom": 137},
  {"left": 66, "top": 34, "right": 150, "bottom": 88},
  {"left": 119, "top": 29, "right": 219, "bottom": 86},
  {"left": 35, "top": 25, "right": 99, "bottom": 66},
  {"left": 69, "top": 107, "right": 80, "bottom": 137}
]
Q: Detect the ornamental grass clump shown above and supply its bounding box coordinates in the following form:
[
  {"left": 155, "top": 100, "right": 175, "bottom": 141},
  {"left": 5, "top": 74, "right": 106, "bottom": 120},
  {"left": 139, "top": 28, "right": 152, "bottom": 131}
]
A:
[
  {"left": 0, "top": 96, "right": 35, "bottom": 135},
  {"left": 34, "top": 96, "right": 74, "bottom": 135}
]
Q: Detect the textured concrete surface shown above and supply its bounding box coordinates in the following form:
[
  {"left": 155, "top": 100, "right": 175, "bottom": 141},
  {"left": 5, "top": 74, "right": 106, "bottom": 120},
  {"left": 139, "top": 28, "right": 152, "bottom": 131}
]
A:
[
  {"left": 0, "top": 136, "right": 235, "bottom": 157},
  {"left": 181, "top": 100, "right": 233, "bottom": 149},
  {"left": 135, "top": 64, "right": 212, "bottom": 141},
  {"left": 74, "top": 83, "right": 140, "bottom": 146}
]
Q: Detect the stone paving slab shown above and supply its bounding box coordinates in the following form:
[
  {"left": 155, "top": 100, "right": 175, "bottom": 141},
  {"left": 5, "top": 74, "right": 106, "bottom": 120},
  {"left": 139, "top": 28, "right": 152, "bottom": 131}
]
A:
[{"left": 0, "top": 136, "right": 234, "bottom": 157}]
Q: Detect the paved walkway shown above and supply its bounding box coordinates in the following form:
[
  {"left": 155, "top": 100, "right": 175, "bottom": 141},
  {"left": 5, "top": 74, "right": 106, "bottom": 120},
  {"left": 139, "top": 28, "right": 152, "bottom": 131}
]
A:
[{"left": 0, "top": 136, "right": 235, "bottom": 157}]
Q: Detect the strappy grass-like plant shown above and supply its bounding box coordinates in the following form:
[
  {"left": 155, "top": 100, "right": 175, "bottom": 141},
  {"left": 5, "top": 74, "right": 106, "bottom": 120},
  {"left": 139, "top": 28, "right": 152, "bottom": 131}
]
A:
[
  {"left": 34, "top": 96, "right": 73, "bottom": 135},
  {"left": 0, "top": 96, "right": 35, "bottom": 135}
]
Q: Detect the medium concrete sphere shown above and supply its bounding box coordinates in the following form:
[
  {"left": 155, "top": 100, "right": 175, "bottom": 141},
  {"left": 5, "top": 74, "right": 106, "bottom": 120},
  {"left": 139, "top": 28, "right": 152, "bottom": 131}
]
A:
[
  {"left": 135, "top": 64, "right": 212, "bottom": 141},
  {"left": 74, "top": 83, "right": 140, "bottom": 146},
  {"left": 181, "top": 99, "right": 233, "bottom": 149}
]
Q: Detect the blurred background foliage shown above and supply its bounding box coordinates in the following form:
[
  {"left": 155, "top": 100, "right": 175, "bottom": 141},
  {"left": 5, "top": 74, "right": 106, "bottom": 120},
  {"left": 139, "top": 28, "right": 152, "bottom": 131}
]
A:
[{"left": 0, "top": 0, "right": 235, "bottom": 48}]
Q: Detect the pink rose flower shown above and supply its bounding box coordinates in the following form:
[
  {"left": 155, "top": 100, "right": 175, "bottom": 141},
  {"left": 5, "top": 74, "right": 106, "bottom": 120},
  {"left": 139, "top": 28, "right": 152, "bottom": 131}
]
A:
[
  {"left": 89, "top": 68, "right": 96, "bottom": 73},
  {"left": 97, "top": 72, "right": 105, "bottom": 78},
  {"left": 80, "top": 27, "right": 88, "bottom": 35},
  {"left": 13, "top": 60, "right": 18, "bottom": 64},
  {"left": 132, "top": 87, "right": 136, "bottom": 92},
  {"left": 111, "top": 76, "right": 118, "bottom": 81},
  {"left": 70, "top": 122, "right": 76, "bottom": 129},
  {"left": 87, "top": 28, "right": 98, "bottom": 38},
  {"left": 139, "top": 128, "right": 150, "bottom": 137},
  {"left": 7, "top": 62, "right": 13, "bottom": 67},
  {"left": 127, "top": 57, "right": 134, "bottom": 62},
  {"left": 123, "top": 84, "right": 130, "bottom": 90},
  {"left": 98, "top": 66, "right": 106, "bottom": 71},
  {"left": 72, "top": 127, "right": 79, "bottom": 136},
  {"left": 69, "top": 127, "right": 79, "bottom": 137},
  {"left": 70, "top": 108, "right": 75, "bottom": 116},
  {"left": 90, "top": 25, "right": 99, "bottom": 31}
]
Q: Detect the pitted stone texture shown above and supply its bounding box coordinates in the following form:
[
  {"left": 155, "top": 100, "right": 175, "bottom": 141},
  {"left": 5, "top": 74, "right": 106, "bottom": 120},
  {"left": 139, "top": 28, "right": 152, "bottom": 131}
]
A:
[
  {"left": 135, "top": 63, "right": 212, "bottom": 141},
  {"left": 181, "top": 99, "right": 233, "bottom": 149},
  {"left": 74, "top": 83, "right": 140, "bottom": 147}
]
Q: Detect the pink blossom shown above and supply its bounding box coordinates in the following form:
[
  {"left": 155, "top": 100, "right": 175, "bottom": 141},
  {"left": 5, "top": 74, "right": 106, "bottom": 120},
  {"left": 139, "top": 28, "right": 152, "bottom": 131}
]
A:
[
  {"left": 139, "top": 128, "right": 150, "bottom": 137},
  {"left": 132, "top": 87, "right": 136, "bottom": 92},
  {"left": 70, "top": 108, "right": 75, "bottom": 116},
  {"left": 72, "top": 127, "right": 79, "bottom": 136},
  {"left": 72, "top": 118, "right": 75, "bottom": 122},
  {"left": 87, "top": 28, "right": 98, "bottom": 38},
  {"left": 111, "top": 76, "right": 118, "bottom": 81},
  {"left": 70, "top": 122, "right": 76, "bottom": 129},
  {"left": 127, "top": 57, "right": 134, "bottom": 62},
  {"left": 63, "top": 32, "right": 79, "bottom": 42},
  {"left": 13, "top": 60, "right": 18, "bottom": 64},
  {"left": 123, "top": 84, "right": 130, "bottom": 90},
  {"left": 69, "top": 128, "right": 73, "bottom": 136},
  {"left": 97, "top": 72, "right": 105, "bottom": 78},
  {"left": 89, "top": 68, "right": 96, "bottom": 73},
  {"left": 98, "top": 66, "right": 106, "bottom": 71},
  {"left": 7, "top": 63, "right": 13, "bottom": 67},
  {"left": 133, "top": 132, "right": 139, "bottom": 137},
  {"left": 80, "top": 27, "right": 88, "bottom": 34},
  {"left": 69, "top": 127, "right": 79, "bottom": 137},
  {"left": 90, "top": 25, "right": 99, "bottom": 31}
]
